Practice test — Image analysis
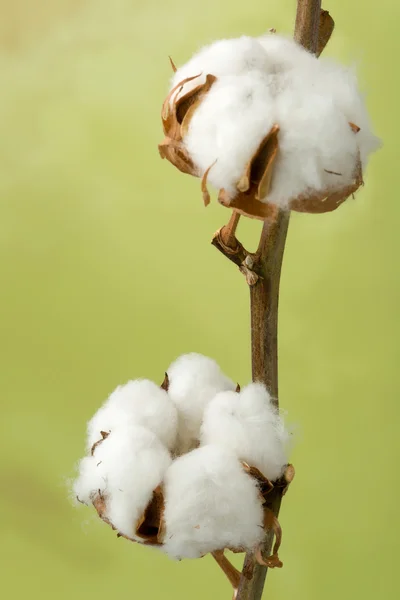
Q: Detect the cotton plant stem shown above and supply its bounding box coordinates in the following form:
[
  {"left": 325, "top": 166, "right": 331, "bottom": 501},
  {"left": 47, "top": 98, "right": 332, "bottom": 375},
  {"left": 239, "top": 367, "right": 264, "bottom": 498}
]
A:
[{"left": 234, "top": 3, "right": 331, "bottom": 600}]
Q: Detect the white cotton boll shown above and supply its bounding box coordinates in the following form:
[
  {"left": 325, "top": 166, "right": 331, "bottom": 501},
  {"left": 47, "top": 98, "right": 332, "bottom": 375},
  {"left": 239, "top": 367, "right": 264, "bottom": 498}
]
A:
[
  {"left": 74, "top": 426, "right": 172, "bottom": 540},
  {"left": 201, "top": 383, "right": 289, "bottom": 481},
  {"left": 163, "top": 445, "right": 264, "bottom": 559},
  {"left": 87, "top": 379, "right": 178, "bottom": 452},
  {"left": 166, "top": 353, "right": 236, "bottom": 454},
  {"left": 170, "top": 32, "right": 379, "bottom": 208},
  {"left": 184, "top": 73, "right": 276, "bottom": 196}
]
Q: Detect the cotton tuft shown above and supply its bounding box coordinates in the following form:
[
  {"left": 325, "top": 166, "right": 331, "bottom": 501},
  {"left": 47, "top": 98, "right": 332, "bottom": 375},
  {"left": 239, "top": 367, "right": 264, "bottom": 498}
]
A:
[
  {"left": 201, "top": 382, "right": 289, "bottom": 481},
  {"left": 166, "top": 353, "right": 236, "bottom": 454},
  {"left": 170, "top": 34, "right": 380, "bottom": 208},
  {"left": 74, "top": 425, "right": 172, "bottom": 540},
  {"left": 162, "top": 445, "right": 264, "bottom": 559},
  {"left": 87, "top": 379, "right": 178, "bottom": 452}
]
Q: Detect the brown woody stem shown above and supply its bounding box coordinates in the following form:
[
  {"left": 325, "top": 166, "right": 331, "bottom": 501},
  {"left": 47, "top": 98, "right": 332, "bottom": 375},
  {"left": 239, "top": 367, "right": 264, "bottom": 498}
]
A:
[{"left": 212, "top": 3, "right": 334, "bottom": 600}]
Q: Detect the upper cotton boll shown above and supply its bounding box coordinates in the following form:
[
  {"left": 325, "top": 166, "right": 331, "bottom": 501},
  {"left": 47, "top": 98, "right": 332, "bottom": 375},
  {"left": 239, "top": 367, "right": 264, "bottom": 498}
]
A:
[
  {"left": 74, "top": 425, "right": 172, "bottom": 540},
  {"left": 169, "top": 33, "right": 379, "bottom": 209},
  {"left": 162, "top": 445, "right": 264, "bottom": 559},
  {"left": 87, "top": 379, "right": 178, "bottom": 452},
  {"left": 166, "top": 353, "right": 235, "bottom": 454},
  {"left": 201, "top": 382, "right": 289, "bottom": 481}
]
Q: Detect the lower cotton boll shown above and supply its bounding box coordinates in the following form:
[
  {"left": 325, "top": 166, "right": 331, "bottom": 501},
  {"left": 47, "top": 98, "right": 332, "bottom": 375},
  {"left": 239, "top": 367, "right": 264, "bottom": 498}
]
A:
[
  {"left": 73, "top": 425, "right": 172, "bottom": 540},
  {"left": 166, "top": 354, "right": 236, "bottom": 454},
  {"left": 162, "top": 445, "right": 264, "bottom": 559},
  {"left": 200, "top": 383, "right": 290, "bottom": 481}
]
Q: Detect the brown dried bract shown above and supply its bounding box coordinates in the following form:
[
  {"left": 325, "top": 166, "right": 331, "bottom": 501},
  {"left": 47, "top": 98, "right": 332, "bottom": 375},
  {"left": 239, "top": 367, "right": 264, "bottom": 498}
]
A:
[
  {"left": 159, "top": 74, "right": 217, "bottom": 179},
  {"left": 91, "top": 431, "right": 110, "bottom": 456},
  {"left": 160, "top": 372, "right": 169, "bottom": 391}
]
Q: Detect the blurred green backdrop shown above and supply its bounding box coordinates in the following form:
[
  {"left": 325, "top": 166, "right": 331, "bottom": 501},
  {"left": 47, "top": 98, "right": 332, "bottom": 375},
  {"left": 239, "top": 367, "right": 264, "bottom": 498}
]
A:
[{"left": 0, "top": 1, "right": 397, "bottom": 599}]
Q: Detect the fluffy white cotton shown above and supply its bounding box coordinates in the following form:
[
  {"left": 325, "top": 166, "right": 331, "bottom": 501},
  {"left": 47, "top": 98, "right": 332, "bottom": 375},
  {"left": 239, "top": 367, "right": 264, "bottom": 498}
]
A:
[
  {"left": 184, "top": 73, "right": 276, "bottom": 197},
  {"left": 201, "top": 383, "right": 289, "bottom": 481},
  {"left": 166, "top": 354, "right": 236, "bottom": 454},
  {"left": 170, "top": 34, "right": 380, "bottom": 208},
  {"left": 74, "top": 425, "right": 172, "bottom": 540},
  {"left": 163, "top": 445, "right": 264, "bottom": 559},
  {"left": 170, "top": 36, "right": 270, "bottom": 101},
  {"left": 87, "top": 379, "right": 178, "bottom": 452}
]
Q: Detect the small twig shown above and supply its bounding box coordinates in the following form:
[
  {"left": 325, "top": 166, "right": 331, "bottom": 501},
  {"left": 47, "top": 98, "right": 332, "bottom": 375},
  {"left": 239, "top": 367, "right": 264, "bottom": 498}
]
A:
[{"left": 211, "top": 214, "right": 260, "bottom": 285}]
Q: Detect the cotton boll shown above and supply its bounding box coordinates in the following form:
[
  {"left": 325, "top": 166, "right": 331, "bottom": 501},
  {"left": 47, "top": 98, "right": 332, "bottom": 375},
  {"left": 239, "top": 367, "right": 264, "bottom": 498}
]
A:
[
  {"left": 74, "top": 426, "right": 172, "bottom": 540},
  {"left": 184, "top": 73, "right": 276, "bottom": 196},
  {"left": 166, "top": 354, "right": 236, "bottom": 454},
  {"left": 165, "top": 32, "right": 379, "bottom": 210},
  {"left": 201, "top": 383, "right": 289, "bottom": 481},
  {"left": 87, "top": 379, "right": 178, "bottom": 452},
  {"left": 163, "top": 445, "right": 264, "bottom": 559}
]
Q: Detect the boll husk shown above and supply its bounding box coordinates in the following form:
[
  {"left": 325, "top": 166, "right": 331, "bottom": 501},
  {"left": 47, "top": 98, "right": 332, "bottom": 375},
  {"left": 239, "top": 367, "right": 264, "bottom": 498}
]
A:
[{"left": 159, "top": 34, "right": 380, "bottom": 219}]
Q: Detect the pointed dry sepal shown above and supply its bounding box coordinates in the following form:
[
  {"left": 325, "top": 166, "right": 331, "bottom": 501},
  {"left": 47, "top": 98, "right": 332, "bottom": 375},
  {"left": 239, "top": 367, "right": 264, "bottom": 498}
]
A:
[
  {"left": 316, "top": 10, "right": 335, "bottom": 57},
  {"left": 160, "top": 372, "right": 170, "bottom": 391},
  {"left": 91, "top": 430, "right": 110, "bottom": 456},
  {"left": 169, "top": 56, "right": 177, "bottom": 73}
]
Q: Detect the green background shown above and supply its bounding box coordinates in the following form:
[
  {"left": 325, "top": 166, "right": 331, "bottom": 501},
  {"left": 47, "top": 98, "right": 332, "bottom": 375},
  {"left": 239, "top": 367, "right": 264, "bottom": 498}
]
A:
[{"left": 0, "top": 1, "right": 397, "bottom": 598}]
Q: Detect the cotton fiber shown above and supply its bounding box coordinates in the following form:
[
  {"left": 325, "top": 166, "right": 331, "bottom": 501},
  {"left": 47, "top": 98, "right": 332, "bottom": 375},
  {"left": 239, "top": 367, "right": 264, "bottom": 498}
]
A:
[
  {"left": 162, "top": 445, "right": 264, "bottom": 559},
  {"left": 166, "top": 353, "right": 236, "bottom": 454},
  {"left": 87, "top": 379, "right": 178, "bottom": 452},
  {"left": 74, "top": 425, "right": 172, "bottom": 540},
  {"left": 201, "top": 382, "right": 289, "bottom": 481}
]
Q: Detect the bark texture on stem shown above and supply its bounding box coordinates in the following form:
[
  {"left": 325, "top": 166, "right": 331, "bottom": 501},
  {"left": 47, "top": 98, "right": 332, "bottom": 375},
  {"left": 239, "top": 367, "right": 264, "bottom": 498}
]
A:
[{"left": 294, "top": 0, "right": 322, "bottom": 52}]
